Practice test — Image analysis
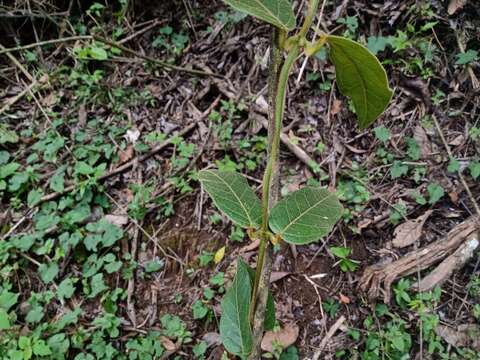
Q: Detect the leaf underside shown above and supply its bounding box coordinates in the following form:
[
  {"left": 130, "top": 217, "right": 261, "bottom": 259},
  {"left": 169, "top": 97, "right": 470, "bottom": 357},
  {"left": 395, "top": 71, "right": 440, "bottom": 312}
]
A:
[
  {"left": 326, "top": 35, "right": 393, "bottom": 129},
  {"left": 222, "top": 0, "right": 296, "bottom": 30},
  {"left": 198, "top": 170, "right": 262, "bottom": 229},
  {"left": 219, "top": 259, "right": 253, "bottom": 358},
  {"left": 269, "top": 187, "right": 343, "bottom": 245}
]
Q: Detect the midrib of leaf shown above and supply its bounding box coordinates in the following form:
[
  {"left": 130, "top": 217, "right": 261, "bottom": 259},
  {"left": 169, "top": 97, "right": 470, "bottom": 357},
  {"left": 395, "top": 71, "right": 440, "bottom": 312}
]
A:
[
  {"left": 330, "top": 39, "right": 368, "bottom": 120},
  {"left": 234, "top": 271, "right": 249, "bottom": 355},
  {"left": 206, "top": 171, "right": 255, "bottom": 227},
  {"left": 279, "top": 191, "right": 336, "bottom": 236}
]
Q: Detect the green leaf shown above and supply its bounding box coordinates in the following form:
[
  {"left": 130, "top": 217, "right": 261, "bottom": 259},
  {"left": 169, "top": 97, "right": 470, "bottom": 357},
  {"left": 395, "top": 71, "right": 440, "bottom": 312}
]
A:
[
  {"left": 455, "top": 49, "right": 478, "bottom": 65},
  {"left": 0, "top": 125, "right": 19, "bottom": 144},
  {"left": 89, "top": 46, "right": 108, "bottom": 60},
  {"left": 326, "top": 35, "right": 393, "bottom": 128},
  {"left": 219, "top": 259, "right": 253, "bottom": 358},
  {"left": 269, "top": 187, "right": 343, "bottom": 244},
  {"left": 330, "top": 246, "right": 351, "bottom": 259},
  {"left": 0, "top": 290, "right": 19, "bottom": 311},
  {"left": 199, "top": 170, "right": 262, "bottom": 229},
  {"left": 39, "top": 262, "right": 59, "bottom": 284},
  {"left": 33, "top": 340, "right": 52, "bottom": 356},
  {"left": 57, "top": 278, "right": 76, "bottom": 300},
  {"left": 0, "top": 308, "right": 10, "bottom": 330},
  {"left": 221, "top": 0, "right": 296, "bottom": 30},
  {"left": 469, "top": 161, "right": 480, "bottom": 180},
  {"left": 373, "top": 126, "right": 390, "bottom": 142},
  {"left": 427, "top": 183, "right": 444, "bottom": 205},
  {"left": 27, "top": 189, "right": 43, "bottom": 207}
]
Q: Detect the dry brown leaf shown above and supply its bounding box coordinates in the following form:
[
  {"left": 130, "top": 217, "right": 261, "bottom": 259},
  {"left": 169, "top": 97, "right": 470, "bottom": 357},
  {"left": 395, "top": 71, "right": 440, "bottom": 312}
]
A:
[
  {"left": 392, "top": 210, "right": 432, "bottom": 248},
  {"left": 448, "top": 0, "right": 467, "bottom": 15},
  {"left": 331, "top": 99, "right": 342, "bottom": 115},
  {"left": 270, "top": 272, "right": 291, "bottom": 283},
  {"left": 413, "top": 125, "right": 432, "bottom": 159},
  {"left": 104, "top": 214, "right": 129, "bottom": 227},
  {"left": 125, "top": 128, "right": 140, "bottom": 144},
  {"left": 119, "top": 145, "right": 134, "bottom": 163},
  {"left": 160, "top": 336, "right": 176, "bottom": 351},
  {"left": 78, "top": 103, "right": 87, "bottom": 127},
  {"left": 261, "top": 323, "right": 299, "bottom": 353},
  {"left": 436, "top": 324, "right": 480, "bottom": 350},
  {"left": 339, "top": 293, "right": 351, "bottom": 304}
]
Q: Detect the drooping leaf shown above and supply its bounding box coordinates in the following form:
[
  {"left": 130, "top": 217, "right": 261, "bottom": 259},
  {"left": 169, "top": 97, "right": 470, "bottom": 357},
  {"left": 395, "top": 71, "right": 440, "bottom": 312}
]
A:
[
  {"left": 220, "top": 259, "right": 253, "bottom": 358},
  {"left": 198, "top": 170, "right": 262, "bottom": 229},
  {"left": 222, "top": 0, "right": 296, "bottom": 30},
  {"left": 269, "top": 187, "right": 343, "bottom": 244},
  {"left": 326, "top": 35, "right": 393, "bottom": 128}
]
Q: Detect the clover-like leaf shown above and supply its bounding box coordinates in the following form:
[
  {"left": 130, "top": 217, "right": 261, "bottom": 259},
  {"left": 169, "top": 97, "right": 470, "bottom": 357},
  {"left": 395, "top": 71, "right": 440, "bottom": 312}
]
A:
[
  {"left": 326, "top": 35, "right": 393, "bottom": 129},
  {"left": 220, "top": 259, "right": 253, "bottom": 358},
  {"left": 269, "top": 187, "right": 343, "bottom": 244},
  {"left": 198, "top": 170, "right": 262, "bottom": 229},
  {"left": 222, "top": 0, "right": 296, "bottom": 31}
]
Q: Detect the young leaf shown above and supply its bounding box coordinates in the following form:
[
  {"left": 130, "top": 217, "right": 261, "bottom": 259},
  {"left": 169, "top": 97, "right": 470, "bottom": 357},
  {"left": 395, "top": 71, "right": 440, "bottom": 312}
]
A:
[
  {"left": 269, "top": 187, "right": 343, "bottom": 244},
  {"left": 220, "top": 259, "right": 253, "bottom": 358},
  {"left": 198, "top": 170, "right": 262, "bottom": 229},
  {"left": 222, "top": 0, "right": 296, "bottom": 31},
  {"left": 326, "top": 35, "right": 393, "bottom": 128}
]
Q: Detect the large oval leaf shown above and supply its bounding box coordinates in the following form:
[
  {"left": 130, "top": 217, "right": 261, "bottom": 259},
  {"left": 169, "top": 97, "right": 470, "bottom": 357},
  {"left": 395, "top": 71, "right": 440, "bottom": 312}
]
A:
[
  {"left": 326, "top": 35, "right": 393, "bottom": 129},
  {"left": 198, "top": 170, "right": 262, "bottom": 229},
  {"left": 220, "top": 259, "right": 253, "bottom": 358},
  {"left": 269, "top": 187, "right": 343, "bottom": 245},
  {"left": 222, "top": 0, "right": 296, "bottom": 31}
]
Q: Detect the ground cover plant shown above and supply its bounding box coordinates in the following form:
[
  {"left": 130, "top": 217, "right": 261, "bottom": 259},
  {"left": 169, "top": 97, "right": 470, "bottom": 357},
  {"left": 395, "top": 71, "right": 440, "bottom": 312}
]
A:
[{"left": 0, "top": 0, "right": 479, "bottom": 359}]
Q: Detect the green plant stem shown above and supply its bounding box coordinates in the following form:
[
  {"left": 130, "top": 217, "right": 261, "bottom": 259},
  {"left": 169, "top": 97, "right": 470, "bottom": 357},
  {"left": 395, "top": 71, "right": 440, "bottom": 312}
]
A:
[
  {"left": 299, "top": 0, "right": 320, "bottom": 38},
  {"left": 249, "top": 45, "right": 300, "bottom": 323}
]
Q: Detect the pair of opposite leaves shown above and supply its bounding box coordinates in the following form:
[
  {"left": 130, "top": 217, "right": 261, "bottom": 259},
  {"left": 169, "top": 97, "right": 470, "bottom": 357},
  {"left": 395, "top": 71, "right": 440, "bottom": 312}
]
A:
[{"left": 198, "top": 170, "right": 343, "bottom": 244}]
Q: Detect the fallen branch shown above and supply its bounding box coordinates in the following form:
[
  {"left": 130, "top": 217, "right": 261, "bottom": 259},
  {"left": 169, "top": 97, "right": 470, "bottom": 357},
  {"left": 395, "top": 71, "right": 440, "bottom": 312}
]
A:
[
  {"left": 312, "top": 315, "right": 346, "bottom": 360},
  {"left": 359, "top": 216, "right": 479, "bottom": 302}
]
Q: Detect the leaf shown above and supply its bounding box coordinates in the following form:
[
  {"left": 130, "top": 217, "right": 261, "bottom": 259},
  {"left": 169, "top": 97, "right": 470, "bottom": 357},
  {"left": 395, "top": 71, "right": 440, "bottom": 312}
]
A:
[
  {"left": 57, "top": 278, "right": 76, "bottom": 300},
  {"left": 0, "top": 125, "right": 19, "bottom": 144},
  {"left": 448, "top": 0, "right": 467, "bottom": 15},
  {"left": 261, "top": 323, "right": 299, "bottom": 353},
  {"left": 392, "top": 210, "right": 432, "bottom": 248},
  {"left": 326, "top": 35, "right": 393, "bottom": 128},
  {"left": 219, "top": 259, "right": 253, "bottom": 358},
  {"left": 214, "top": 246, "right": 226, "bottom": 264},
  {"left": 427, "top": 183, "right": 444, "bottom": 204},
  {"left": 0, "top": 308, "right": 10, "bottom": 330},
  {"left": 455, "top": 49, "right": 478, "bottom": 65},
  {"left": 39, "top": 262, "right": 59, "bottom": 284},
  {"left": 269, "top": 187, "right": 343, "bottom": 245},
  {"left": 199, "top": 170, "right": 262, "bottom": 229},
  {"left": 330, "top": 246, "right": 351, "bottom": 259},
  {"left": 33, "top": 340, "right": 52, "bottom": 356},
  {"left": 222, "top": 0, "right": 296, "bottom": 30},
  {"left": 27, "top": 189, "right": 43, "bottom": 207},
  {"left": 469, "top": 161, "right": 480, "bottom": 180}
]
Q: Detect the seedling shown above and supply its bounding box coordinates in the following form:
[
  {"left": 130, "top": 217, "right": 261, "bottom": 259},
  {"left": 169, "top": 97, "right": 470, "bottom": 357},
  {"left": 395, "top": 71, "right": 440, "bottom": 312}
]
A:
[
  {"left": 330, "top": 246, "right": 359, "bottom": 272},
  {"left": 198, "top": 0, "right": 392, "bottom": 358}
]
